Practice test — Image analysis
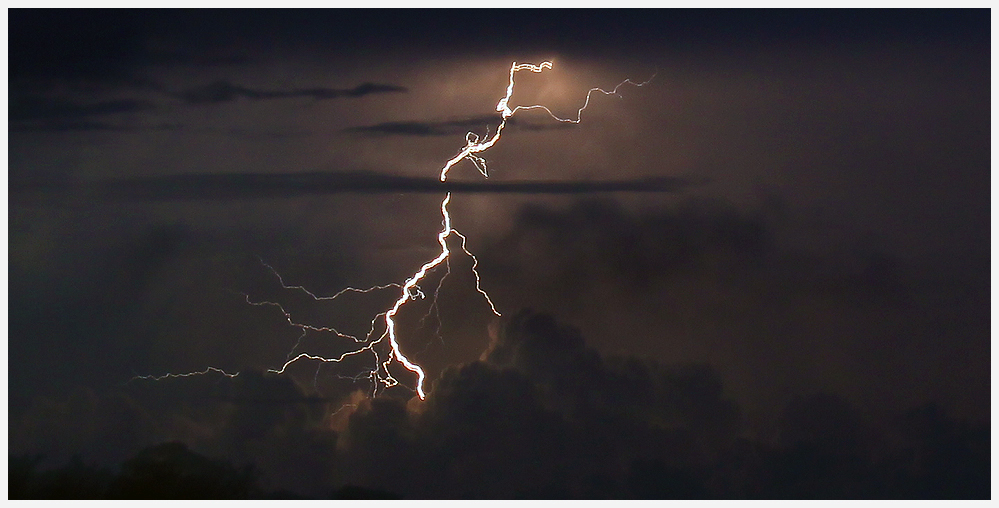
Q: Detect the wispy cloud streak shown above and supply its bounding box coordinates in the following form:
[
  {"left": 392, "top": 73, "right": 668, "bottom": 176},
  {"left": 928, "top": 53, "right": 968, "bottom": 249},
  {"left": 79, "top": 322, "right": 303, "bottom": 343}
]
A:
[
  {"left": 176, "top": 81, "right": 407, "bottom": 104},
  {"left": 12, "top": 171, "right": 705, "bottom": 204},
  {"left": 345, "top": 116, "right": 572, "bottom": 137}
]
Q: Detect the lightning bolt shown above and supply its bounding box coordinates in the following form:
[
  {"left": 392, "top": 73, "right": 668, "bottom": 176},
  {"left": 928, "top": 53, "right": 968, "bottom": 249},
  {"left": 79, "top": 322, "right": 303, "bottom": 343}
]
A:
[
  {"left": 137, "top": 61, "right": 651, "bottom": 403},
  {"left": 440, "top": 61, "right": 654, "bottom": 182}
]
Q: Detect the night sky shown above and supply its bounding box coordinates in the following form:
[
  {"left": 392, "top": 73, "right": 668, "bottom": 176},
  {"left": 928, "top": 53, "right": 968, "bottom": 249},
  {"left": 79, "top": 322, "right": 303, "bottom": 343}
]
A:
[{"left": 8, "top": 9, "right": 990, "bottom": 499}]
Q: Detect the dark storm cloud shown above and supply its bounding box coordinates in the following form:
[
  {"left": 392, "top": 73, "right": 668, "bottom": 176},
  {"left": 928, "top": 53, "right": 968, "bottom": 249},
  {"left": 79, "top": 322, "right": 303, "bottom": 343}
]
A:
[
  {"left": 8, "top": 96, "right": 162, "bottom": 132},
  {"left": 475, "top": 197, "right": 989, "bottom": 428},
  {"left": 10, "top": 387, "right": 168, "bottom": 468},
  {"left": 10, "top": 96, "right": 155, "bottom": 122},
  {"left": 11, "top": 372, "right": 341, "bottom": 498},
  {"left": 10, "top": 309, "right": 989, "bottom": 498},
  {"left": 10, "top": 9, "right": 986, "bottom": 92},
  {"left": 336, "top": 309, "right": 987, "bottom": 499},
  {"left": 483, "top": 198, "right": 771, "bottom": 292},
  {"left": 345, "top": 115, "right": 573, "bottom": 137},
  {"left": 11, "top": 171, "right": 703, "bottom": 204},
  {"left": 482, "top": 311, "right": 740, "bottom": 434},
  {"left": 327, "top": 310, "right": 744, "bottom": 498},
  {"left": 12, "top": 121, "right": 131, "bottom": 133},
  {"left": 175, "top": 81, "right": 408, "bottom": 105},
  {"left": 10, "top": 120, "right": 183, "bottom": 134},
  {"left": 9, "top": 10, "right": 247, "bottom": 90},
  {"left": 9, "top": 10, "right": 155, "bottom": 88}
]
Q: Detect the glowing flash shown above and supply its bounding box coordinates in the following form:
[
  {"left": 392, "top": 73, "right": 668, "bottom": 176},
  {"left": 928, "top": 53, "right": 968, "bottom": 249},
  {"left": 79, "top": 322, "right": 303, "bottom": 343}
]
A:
[
  {"left": 441, "top": 61, "right": 653, "bottom": 182},
  {"left": 138, "top": 61, "right": 650, "bottom": 403},
  {"left": 383, "top": 193, "right": 452, "bottom": 399}
]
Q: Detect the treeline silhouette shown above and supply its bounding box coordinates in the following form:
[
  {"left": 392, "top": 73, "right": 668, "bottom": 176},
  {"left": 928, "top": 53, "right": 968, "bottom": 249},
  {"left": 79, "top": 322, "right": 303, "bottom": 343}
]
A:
[
  {"left": 9, "top": 391, "right": 988, "bottom": 498},
  {"left": 9, "top": 399, "right": 988, "bottom": 498},
  {"left": 9, "top": 442, "right": 398, "bottom": 500}
]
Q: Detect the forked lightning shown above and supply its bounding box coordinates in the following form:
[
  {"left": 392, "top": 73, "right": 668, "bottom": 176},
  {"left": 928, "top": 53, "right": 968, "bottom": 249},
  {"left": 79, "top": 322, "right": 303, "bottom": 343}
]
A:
[{"left": 138, "top": 61, "right": 651, "bottom": 401}]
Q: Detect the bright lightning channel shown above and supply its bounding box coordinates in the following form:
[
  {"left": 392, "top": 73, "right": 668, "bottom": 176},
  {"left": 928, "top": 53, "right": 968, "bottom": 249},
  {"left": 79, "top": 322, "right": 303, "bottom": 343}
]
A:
[
  {"left": 137, "top": 61, "right": 650, "bottom": 402},
  {"left": 440, "top": 61, "right": 653, "bottom": 182}
]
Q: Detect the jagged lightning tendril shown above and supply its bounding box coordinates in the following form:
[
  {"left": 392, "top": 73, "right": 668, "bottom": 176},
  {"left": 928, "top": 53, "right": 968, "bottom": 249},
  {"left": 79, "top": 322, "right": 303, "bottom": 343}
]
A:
[
  {"left": 140, "top": 61, "right": 648, "bottom": 402},
  {"left": 385, "top": 61, "right": 650, "bottom": 398},
  {"left": 440, "top": 61, "right": 654, "bottom": 182},
  {"left": 130, "top": 366, "right": 238, "bottom": 382},
  {"left": 258, "top": 257, "right": 402, "bottom": 302},
  {"left": 383, "top": 193, "right": 453, "bottom": 400}
]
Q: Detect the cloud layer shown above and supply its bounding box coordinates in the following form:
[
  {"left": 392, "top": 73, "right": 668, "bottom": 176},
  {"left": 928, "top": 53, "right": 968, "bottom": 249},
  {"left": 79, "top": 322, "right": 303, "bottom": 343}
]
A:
[
  {"left": 10, "top": 309, "right": 989, "bottom": 499},
  {"left": 11, "top": 171, "right": 703, "bottom": 203},
  {"left": 345, "top": 115, "right": 574, "bottom": 137},
  {"left": 175, "top": 81, "right": 407, "bottom": 105}
]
